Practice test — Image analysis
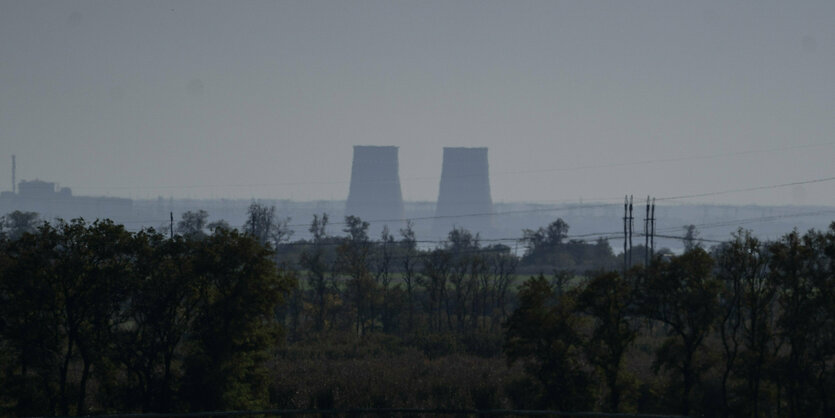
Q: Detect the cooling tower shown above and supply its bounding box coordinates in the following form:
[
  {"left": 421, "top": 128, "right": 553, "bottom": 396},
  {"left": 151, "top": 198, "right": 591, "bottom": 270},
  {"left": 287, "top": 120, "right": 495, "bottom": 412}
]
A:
[
  {"left": 434, "top": 147, "right": 493, "bottom": 235},
  {"left": 345, "top": 146, "right": 404, "bottom": 228}
]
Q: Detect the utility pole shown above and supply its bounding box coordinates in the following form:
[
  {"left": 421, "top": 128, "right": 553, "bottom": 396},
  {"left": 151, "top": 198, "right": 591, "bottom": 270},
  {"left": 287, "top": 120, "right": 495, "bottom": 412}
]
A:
[
  {"left": 11, "top": 155, "right": 15, "bottom": 194},
  {"left": 628, "top": 195, "right": 634, "bottom": 269},
  {"left": 650, "top": 198, "right": 656, "bottom": 258},
  {"left": 170, "top": 212, "right": 174, "bottom": 239},
  {"left": 645, "top": 196, "right": 650, "bottom": 266},
  {"left": 623, "top": 196, "right": 628, "bottom": 278}
]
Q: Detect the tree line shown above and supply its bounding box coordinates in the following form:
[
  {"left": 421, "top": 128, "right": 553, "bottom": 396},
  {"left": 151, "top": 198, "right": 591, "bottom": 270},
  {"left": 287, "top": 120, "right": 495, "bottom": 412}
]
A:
[
  {"left": 2, "top": 206, "right": 835, "bottom": 416},
  {"left": 0, "top": 211, "right": 294, "bottom": 415},
  {"left": 507, "top": 228, "right": 835, "bottom": 416}
]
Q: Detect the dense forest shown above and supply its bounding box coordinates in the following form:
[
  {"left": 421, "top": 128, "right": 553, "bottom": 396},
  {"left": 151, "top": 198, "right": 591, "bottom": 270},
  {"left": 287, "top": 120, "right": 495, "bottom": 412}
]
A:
[{"left": 1, "top": 205, "right": 834, "bottom": 417}]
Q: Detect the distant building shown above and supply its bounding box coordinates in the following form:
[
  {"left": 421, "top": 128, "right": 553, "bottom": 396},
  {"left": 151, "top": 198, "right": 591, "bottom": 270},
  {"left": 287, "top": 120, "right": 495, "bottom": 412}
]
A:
[
  {"left": 345, "top": 146, "right": 404, "bottom": 234},
  {"left": 18, "top": 179, "right": 60, "bottom": 198},
  {"left": 0, "top": 179, "right": 132, "bottom": 223},
  {"left": 434, "top": 147, "right": 493, "bottom": 236}
]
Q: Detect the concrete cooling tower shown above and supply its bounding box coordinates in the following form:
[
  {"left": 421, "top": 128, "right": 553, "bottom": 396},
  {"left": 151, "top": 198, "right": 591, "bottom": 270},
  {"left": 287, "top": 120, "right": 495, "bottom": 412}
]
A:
[
  {"left": 345, "top": 146, "right": 404, "bottom": 229},
  {"left": 434, "top": 147, "right": 493, "bottom": 235}
]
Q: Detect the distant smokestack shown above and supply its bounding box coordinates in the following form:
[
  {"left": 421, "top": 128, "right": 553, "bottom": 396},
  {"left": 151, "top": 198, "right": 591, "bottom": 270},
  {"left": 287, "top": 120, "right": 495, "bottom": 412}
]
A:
[
  {"left": 434, "top": 147, "right": 493, "bottom": 235},
  {"left": 345, "top": 146, "right": 404, "bottom": 227},
  {"left": 11, "top": 155, "right": 15, "bottom": 194}
]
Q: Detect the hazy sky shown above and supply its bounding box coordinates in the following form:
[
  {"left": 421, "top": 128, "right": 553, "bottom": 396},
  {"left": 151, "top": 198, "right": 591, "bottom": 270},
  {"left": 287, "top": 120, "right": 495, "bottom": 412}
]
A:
[{"left": 1, "top": 1, "right": 834, "bottom": 205}]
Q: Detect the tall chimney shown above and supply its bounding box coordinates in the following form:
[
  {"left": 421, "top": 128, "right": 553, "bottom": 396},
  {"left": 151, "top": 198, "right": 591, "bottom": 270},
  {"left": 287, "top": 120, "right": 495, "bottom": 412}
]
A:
[
  {"left": 345, "top": 146, "right": 404, "bottom": 230},
  {"left": 11, "top": 155, "right": 15, "bottom": 194},
  {"left": 434, "top": 147, "right": 493, "bottom": 235}
]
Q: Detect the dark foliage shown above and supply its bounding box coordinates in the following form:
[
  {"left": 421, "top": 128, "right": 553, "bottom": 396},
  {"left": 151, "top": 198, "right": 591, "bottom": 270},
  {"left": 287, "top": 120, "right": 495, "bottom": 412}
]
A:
[
  {"left": 0, "top": 218, "right": 293, "bottom": 415},
  {"left": 4, "top": 211, "right": 835, "bottom": 417}
]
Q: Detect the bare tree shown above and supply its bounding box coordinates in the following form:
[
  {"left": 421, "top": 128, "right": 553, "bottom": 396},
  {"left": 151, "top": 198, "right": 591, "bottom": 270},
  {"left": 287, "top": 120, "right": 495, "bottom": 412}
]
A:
[
  {"left": 683, "top": 224, "right": 700, "bottom": 251},
  {"left": 244, "top": 202, "right": 293, "bottom": 247},
  {"left": 177, "top": 210, "right": 208, "bottom": 238},
  {"left": 420, "top": 249, "right": 452, "bottom": 332},
  {"left": 300, "top": 213, "right": 331, "bottom": 332},
  {"left": 716, "top": 229, "right": 775, "bottom": 417},
  {"left": 400, "top": 221, "right": 419, "bottom": 332},
  {"left": 488, "top": 247, "right": 517, "bottom": 331},
  {"left": 446, "top": 228, "right": 479, "bottom": 331},
  {"left": 2, "top": 210, "right": 40, "bottom": 240},
  {"left": 375, "top": 226, "right": 397, "bottom": 333},
  {"left": 338, "top": 216, "right": 373, "bottom": 335}
]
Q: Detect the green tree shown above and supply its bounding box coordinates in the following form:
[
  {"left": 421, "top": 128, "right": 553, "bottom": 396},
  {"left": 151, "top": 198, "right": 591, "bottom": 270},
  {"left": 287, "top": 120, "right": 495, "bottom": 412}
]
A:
[
  {"left": 68, "top": 220, "right": 135, "bottom": 415},
  {"left": 181, "top": 228, "right": 294, "bottom": 411},
  {"left": 522, "top": 218, "right": 569, "bottom": 259},
  {"left": 768, "top": 228, "right": 835, "bottom": 417},
  {"left": 0, "top": 223, "right": 63, "bottom": 415},
  {"left": 0, "top": 219, "right": 134, "bottom": 415},
  {"left": 504, "top": 275, "right": 593, "bottom": 410},
  {"left": 636, "top": 248, "right": 720, "bottom": 415},
  {"left": 116, "top": 230, "right": 201, "bottom": 412},
  {"left": 715, "top": 229, "right": 776, "bottom": 416},
  {"left": 545, "top": 218, "right": 569, "bottom": 246},
  {"left": 576, "top": 271, "right": 637, "bottom": 412}
]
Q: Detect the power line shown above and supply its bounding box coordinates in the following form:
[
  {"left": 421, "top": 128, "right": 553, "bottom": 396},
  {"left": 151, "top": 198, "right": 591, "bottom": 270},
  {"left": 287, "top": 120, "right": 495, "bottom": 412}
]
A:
[
  {"left": 653, "top": 208, "right": 835, "bottom": 234},
  {"left": 486, "top": 140, "right": 835, "bottom": 178},
  {"left": 657, "top": 175, "right": 835, "bottom": 202},
  {"left": 652, "top": 233, "right": 725, "bottom": 244},
  {"left": 67, "top": 140, "right": 835, "bottom": 192},
  {"left": 37, "top": 192, "right": 835, "bottom": 235},
  {"left": 280, "top": 173, "right": 835, "bottom": 229},
  {"left": 283, "top": 202, "right": 617, "bottom": 229},
  {"left": 11, "top": 174, "right": 835, "bottom": 245}
]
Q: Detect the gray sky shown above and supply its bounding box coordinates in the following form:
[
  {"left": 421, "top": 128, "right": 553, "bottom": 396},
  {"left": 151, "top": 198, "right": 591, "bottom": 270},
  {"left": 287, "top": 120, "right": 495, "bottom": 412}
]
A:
[{"left": 1, "top": 0, "right": 833, "bottom": 205}]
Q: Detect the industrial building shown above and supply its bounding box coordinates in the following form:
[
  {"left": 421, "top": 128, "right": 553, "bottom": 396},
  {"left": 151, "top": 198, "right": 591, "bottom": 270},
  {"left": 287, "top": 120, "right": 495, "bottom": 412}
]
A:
[
  {"left": 434, "top": 147, "right": 493, "bottom": 236},
  {"left": 345, "top": 145, "right": 405, "bottom": 234}
]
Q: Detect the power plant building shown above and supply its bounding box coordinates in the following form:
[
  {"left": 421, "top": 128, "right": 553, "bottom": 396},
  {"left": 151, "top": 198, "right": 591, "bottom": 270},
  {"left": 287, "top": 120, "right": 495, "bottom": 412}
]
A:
[
  {"left": 0, "top": 179, "right": 133, "bottom": 223},
  {"left": 345, "top": 146, "right": 404, "bottom": 232},
  {"left": 434, "top": 147, "right": 493, "bottom": 235}
]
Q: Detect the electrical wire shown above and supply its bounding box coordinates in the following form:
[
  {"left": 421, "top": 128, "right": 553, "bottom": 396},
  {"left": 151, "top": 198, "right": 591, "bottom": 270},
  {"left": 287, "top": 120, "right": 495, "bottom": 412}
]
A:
[{"left": 65, "top": 140, "right": 835, "bottom": 192}]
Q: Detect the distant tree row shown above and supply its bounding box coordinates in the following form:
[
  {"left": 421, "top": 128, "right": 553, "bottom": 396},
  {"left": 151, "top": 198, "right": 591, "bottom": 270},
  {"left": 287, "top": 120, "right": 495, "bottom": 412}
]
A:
[
  {"left": 520, "top": 218, "right": 617, "bottom": 272},
  {"left": 267, "top": 213, "right": 521, "bottom": 344},
  {"left": 271, "top": 213, "right": 618, "bottom": 342}
]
